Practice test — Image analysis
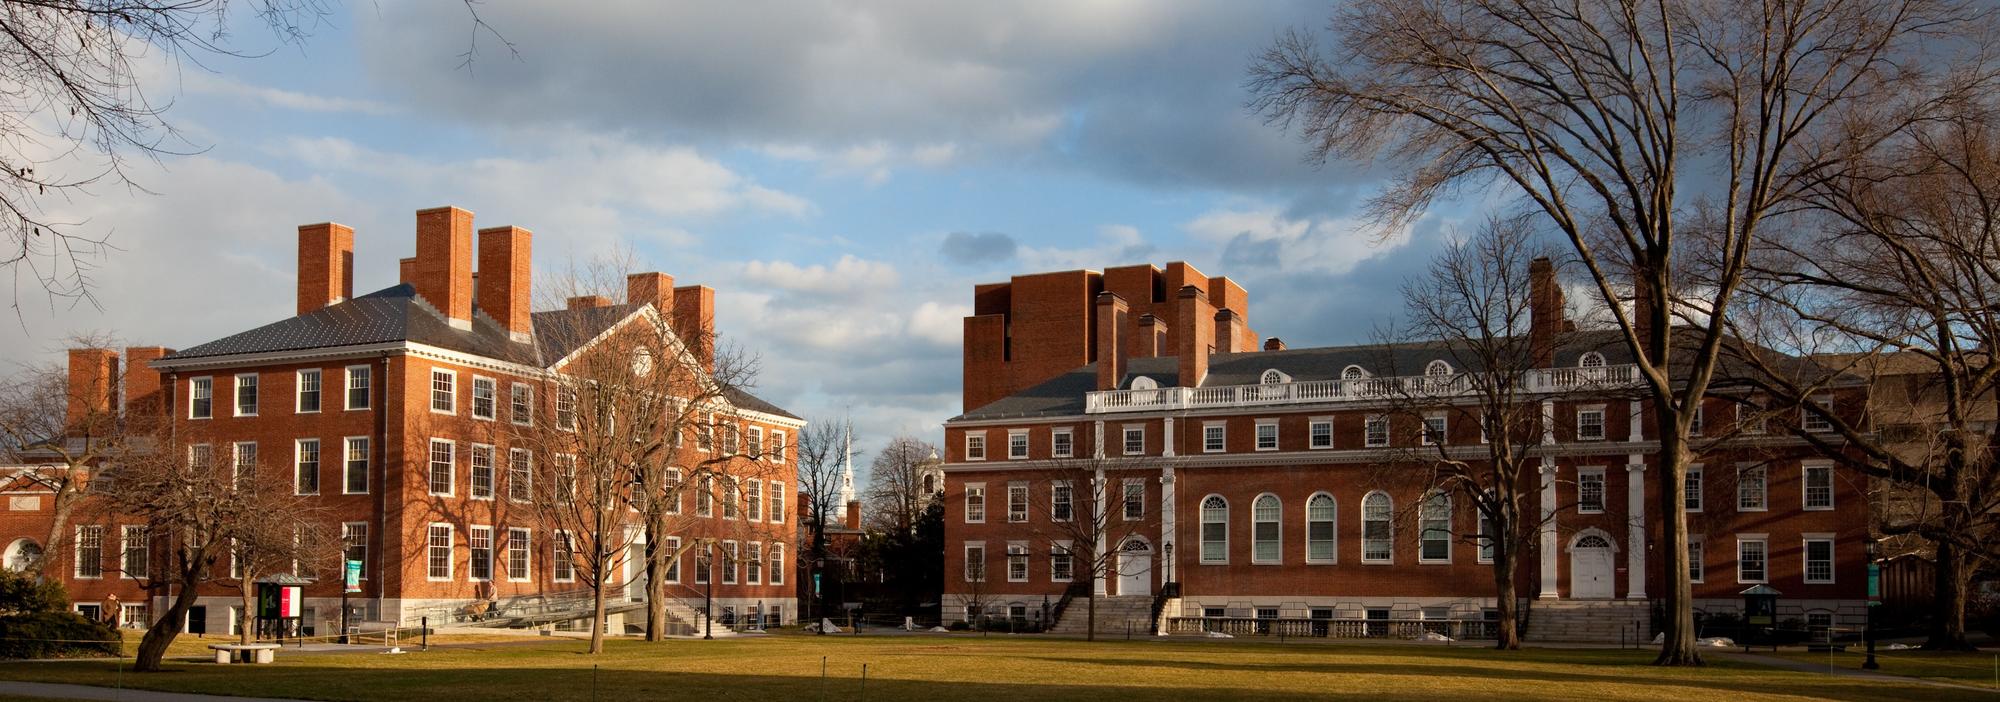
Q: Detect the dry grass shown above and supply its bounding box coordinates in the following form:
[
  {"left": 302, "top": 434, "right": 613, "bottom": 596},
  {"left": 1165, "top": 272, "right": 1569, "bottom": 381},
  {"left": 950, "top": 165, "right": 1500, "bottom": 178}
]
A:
[{"left": 0, "top": 633, "right": 1978, "bottom": 701}]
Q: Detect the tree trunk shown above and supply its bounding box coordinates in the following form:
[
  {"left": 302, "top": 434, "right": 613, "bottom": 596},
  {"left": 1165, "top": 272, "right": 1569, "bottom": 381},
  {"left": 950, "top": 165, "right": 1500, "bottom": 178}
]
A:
[
  {"left": 1086, "top": 590, "right": 1097, "bottom": 642},
  {"left": 1492, "top": 546, "right": 1520, "bottom": 650},
  {"left": 38, "top": 492, "right": 77, "bottom": 579},
  {"left": 1652, "top": 420, "right": 1702, "bottom": 666},
  {"left": 589, "top": 577, "right": 607, "bottom": 654},
  {"left": 134, "top": 578, "right": 200, "bottom": 672},
  {"left": 1924, "top": 540, "right": 1977, "bottom": 651},
  {"left": 643, "top": 517, "right": 667, "bottom": 641},
  {"left": 239, "top": 580, "right": 256, "bottom": 645}
]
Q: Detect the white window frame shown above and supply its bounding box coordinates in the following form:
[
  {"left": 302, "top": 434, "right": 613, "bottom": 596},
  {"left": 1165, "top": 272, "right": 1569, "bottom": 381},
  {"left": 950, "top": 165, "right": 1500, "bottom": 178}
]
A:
[
  {"left": 1203, "top": 422, "right": 1226, "bottom": 453},
  {"left": 1802, "top": 462, "right": 1835, "bottom": 511},
  {"left": 74, "top": 525, "right": 104, "bottom": 579},
  {"left": 1685, "top": 464, "right": 1705, "bottom": 513},
  {"left": 229, "top": 441, "right": 255, "bottom": 481},
  {"left": 468, "top": 525, "right": 493, "bottom": 582},
  {"left": 747, "top": 542, "right": 764, "bottom": 585},
  {"left": 1199, "top": 495, "right": 1229, "bottom": 565},
  {"left": 508, "top": 448, "right": 533, "bottom": 503},
  {"left": 341, "top": 522, "right": 368, "bottom": 581},
  {"left": 1309, "top": 418, "right": 1332, "bottom": 449},
  {"left": 964, "top": 483, "right": 986, "bottom": 524},
  {"left": 1688, "top": 537, "right": 1705, "bottom": 583},
  {"left": 506, "top": 527, "right": 531, "bottom": 582},
  {"left": 189, "top": 376, "right": 213, "bottom": 419},
  {"left": 1803, "top": 396, "right": 1834, "bottom": 433},
  {"left": 1577, "top": 467, "right": 1606, "bottom": 514},
  {"left": 293, "top": 438, "right": 320, "bottom": 496},
  {"left": 425, "top": 523, "right": 454, "bottom": 581},
  {"left": 468, "top": 444, "right": 495, "bottom": 501},
  {"left": 120, "top": 525, "right": 147, "bottom": 580},
  {"left": 1305, "top": 492, "right": 1337, "bottom": 564},
  {"left": 1123, "top": 425, "right": 1145, "bottom": 456},
  {"left": 428, "top": 438, "right": 455, "bottom": 497},
  {"left": 1577, "top": 405, "right": 1606, "bottom": 441},
  {"left": 344, "top": 365, "right": 371, "bottom": 411},
  {"left": 1803, "top": 534, "right": 1836, "bottom": 584},
  {"left": 342, "top": 436, "right": 369, "bottom": 495},
  {"left": 1418, "top": 491, "right": 1452, "bottom": 564},
  {"left": 1051, "top": 481, "right": 1074, "bottom": 522},
  {"left": 963, "top": 542, "right": 986, "bottom": 583},
  {"left": 1007, "top": 482, "right": 1028, "bottom": 523},
  {"left": 552, "top": 530, "right": 576, "bottom": 583},
  {"left": 1007, "top": 429, "right": 1029, "bottom": 460},
  {"left": 1421, "top": 414, "right": 1447, "bottom": 446},
  {"left": 430, "top": 369, "right": 456, "bottom": 414},
  {"left": 769, "top": 481, "right": 785, "bottom": 524},
  {"left": 1737, "top": 463, "right": 1768, "bottom": 512},
  {"left": 1365, "top": 415, "right": 1389, "bottom": 448},
  {"left": 1051, "top": 429, "right": 1073, "bottom": 458},
  {"left": 1122, "top": 479, "right": 1144, "bottom": 522},
  {"left": 295, "top": 368, "right": 322, "bottom": 414},
  {"left": 233, "top": 373, "right": 258, "bottom": 417},
  {"left": 1051, "top": 540, "right": 1074, "bottom": 582},
  {"left": 1361, "top": 491, "right": 1393, "bottom": 564},
  {"left": 470, "top": 375, "right": 496, "bottom": 421},
  {"left": 965, "top": 433, "right": 986, "bottom": 461},
  {"left": 1006, "top": 542, "right": 1029, "bottom": 583},
  {"left": 1251, "top": 493, "right": 1282, "bottom": 565},
  {"left": 1737, "top": 535, "right": 1769, "bottom": 584},
  {"left": 1254, "top": 420, "right": 1279, "bottom": 451}
]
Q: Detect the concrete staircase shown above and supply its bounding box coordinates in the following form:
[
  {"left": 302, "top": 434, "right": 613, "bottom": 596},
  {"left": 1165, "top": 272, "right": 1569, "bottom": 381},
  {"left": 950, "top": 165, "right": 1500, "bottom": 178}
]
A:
[
  {"left": 658, "top": 598, "right": 738, "bottom": 637},
  {"left": 1049, "top": 595, "right": 1156, "bottom": 637},
  {"left": 1524, "top": 599, "right": 1652, "bottom": 643}
]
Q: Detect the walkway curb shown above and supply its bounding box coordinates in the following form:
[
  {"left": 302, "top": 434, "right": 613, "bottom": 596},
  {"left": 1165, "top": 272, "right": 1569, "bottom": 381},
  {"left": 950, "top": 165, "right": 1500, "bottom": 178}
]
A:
[{"left": 0, "top": 680, "right": 313, "bottom": 701}]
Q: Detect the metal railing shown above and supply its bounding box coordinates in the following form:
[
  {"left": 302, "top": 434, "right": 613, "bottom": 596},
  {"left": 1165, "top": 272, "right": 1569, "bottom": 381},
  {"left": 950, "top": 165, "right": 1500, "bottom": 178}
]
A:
[
  {"left": 1165, "top": 616, "right": 1498, "bottom": 640},
  {"left": 1085, "top": 364, "right": 1642, "bottom": 414}
]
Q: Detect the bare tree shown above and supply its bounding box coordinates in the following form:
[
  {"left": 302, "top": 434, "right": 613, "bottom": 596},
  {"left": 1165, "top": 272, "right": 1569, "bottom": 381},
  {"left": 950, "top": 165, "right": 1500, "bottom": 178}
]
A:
[
  {"left": 865, "top": 436, "right": 935, "bottom": 535},
  {"left": 1380, "top": 217, "right": 1578, "bottom": 649},
  {"left": 0, "top": 337, "right": 133, "bottom": 576},
  {"left": 1012, "top": 454, "right": 1161, "bottom": 641},
  {"left": 1728, "top": 104, "right": 2000, "bottom": 650},
  {"left": 95, "top": 427, "right": 333, "bottom": 671},
  {"left": 793, "top": 418, "right": 848, "bottom": 623},
  {"left": 1250, "top": 0, "right": 1990, "bottom": 664},
  {"left": 0, "top": 1, "right": 513, "bottom": 312}
]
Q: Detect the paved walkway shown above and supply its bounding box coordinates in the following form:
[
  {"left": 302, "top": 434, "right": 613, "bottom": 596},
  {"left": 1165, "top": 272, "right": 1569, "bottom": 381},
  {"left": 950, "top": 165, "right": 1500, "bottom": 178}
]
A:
[
  {"left": 1714, "top": 651, "right": 1997, "bottom": 693},
  {"left": 0, "top": 681, "right": 312, "bottom": 701}
]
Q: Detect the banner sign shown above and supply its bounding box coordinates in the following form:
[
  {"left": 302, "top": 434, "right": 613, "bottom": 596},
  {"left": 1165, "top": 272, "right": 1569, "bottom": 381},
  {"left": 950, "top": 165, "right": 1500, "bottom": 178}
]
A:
[
  {"left": 345, "top": 560, "right": 363, "bottom": 593},
  {"left": 1868, "top": 563, "right": 1881, "bottom": 603},
  {"left": 258, "top": 584, "right": 302, "bottom": 619}
]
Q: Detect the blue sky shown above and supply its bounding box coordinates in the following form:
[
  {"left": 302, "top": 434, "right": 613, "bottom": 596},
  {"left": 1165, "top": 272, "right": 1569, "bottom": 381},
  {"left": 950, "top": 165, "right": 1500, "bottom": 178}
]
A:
[{"left": 4, "top": 1, "right": 1482, "bottom": 460}]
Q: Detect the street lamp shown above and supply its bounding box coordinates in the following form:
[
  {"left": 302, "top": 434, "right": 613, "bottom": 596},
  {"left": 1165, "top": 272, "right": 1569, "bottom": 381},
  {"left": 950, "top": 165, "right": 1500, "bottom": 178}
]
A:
[
  {"left": 1863, "top": 538, "right": 1879, "bottom": 670},
  {"left": 703, "top": 539, "right": 715, "bottom": 640}
]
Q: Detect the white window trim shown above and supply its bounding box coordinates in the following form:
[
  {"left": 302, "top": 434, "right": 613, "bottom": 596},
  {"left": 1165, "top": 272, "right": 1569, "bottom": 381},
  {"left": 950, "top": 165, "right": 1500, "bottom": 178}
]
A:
[
  {"left": 1050, "top": 481, "right": 1074, "bottom": 523},
  {"left": 1308, "top": 417, "right": 1333, "bottom": 450},
  {"left": 426, "top": 523, "right": 455, "bottom": 582},
  {"left": 1122, "top": 424, "right": 1145, "bottom": 456},
  {"left": 1304, "top": 492, "right": 1338, "bottom": 564},
  {"left": 1007, "top": 482, "right": 1029, "bottom": 523},
  {"left": 506, "top": 527, "right": 532, "bottom": 582},
  {"left": 965, "top": 432, "right": 987, "bottom": 461},
  {"left": 1051, "top": 428, "right": 1074, "bottom": 458},
  {"left": 344, "top": 365, "right": 371, "bottom": 411},
  {"left": 964, "top": 482, "right": 986, "bottom": 524},
  {"left": 963, "top": 541, "right": 987, "bottom": 583},
  {"left": 1361, "top": 491, "right": 1393, "bottom": 565},
  {"left": 342, "top": 436, "right": 369, "bottom": 495},
  {"left": 1199, "top": 494, "right": 1229, "bottom": 565},
  {"left": 1736, "top": 533, "right": 1769, "bottom": 584},
  {"left": 341, "top": 521, "right": 368, "bottom": 581},
  {"left": 552, "top": 530, "right": 576, "bottom": 583},
  {"left": 295, "top": 369, "right": 322, "bottom": 415},
  {"left": 1737, "top": 463, "right": 1768, "bottom": 512},
  {"left": 1121, "top": 478, "right": 1144, "bottom": 522},
  {"left": 470, "top": 375, "right": 497, "bottom": 421},
  {"left": 1803, "top": 396, "right": 1835, "bottom": 433},
  {"left": 293, "top": 438, "right": 320, "bottom": 496},
  {"left": 1254, "top": 420, "right": 1279, "bottom": 452},
  {"left": 430, "top": 369, "right": 457, "bottom": 415},
  {"left": 1050, "top": 539, "right": 1074, "bottom": 582},
  {"left": 769, "top": 480, "right": 786, "bottom": 524},
  {"left": 1006, "top": 541, "right": 1029, "bottom": 583},
  {"left": 1251, "top": 493, "right": 1282, "bottom": 565},
  {"left": 428, "top": 438, "right": 456, "bottom": 497},
  {"left": 1685, "top": 464, "right": 1705, "bottom": 513},
  {"left": 1802, "top": 461, "right": 1836, "bottom": 511},
  {"left": 189, "top": 376, "right": 213, "bottom": 420},
  {"left": 1418, "top": 492, "right": 1452, "bottom": 564},
  {"left": 1421, "top": 413, "right": 1447, "bottom": 446},
  {"left": 467, "top": 525, "right": 494, "bottom": 582},
  {"left": 468, "top": 443, "right": 496, "bottom": 501},
  {"left": 119, "top": 525, "right": 145, "bottom": 580},
  {"left": 1203, "top": 421, "right": 1227, "bottom": 453},
  {"left": 1577, "top": 405, "right": 1607, "bottom": 441},
  {"left": 1365, "top": 414, "right": 1389, "bottom": 448},
  {"left": 233, "top": 373, "right": 258, "bottom": 417},
  {"left": 1803, "top": 533, "right": 1837, "bottom": 584},
  {"left": 1576, "top": 467, "right": 1606, "bottom": 514},
  {"left": 1007, "top": 429, "right": 1030, "bottom": 460},
  {"left": 1688, "top": 536, "right": 1706, "bottom": 584}
]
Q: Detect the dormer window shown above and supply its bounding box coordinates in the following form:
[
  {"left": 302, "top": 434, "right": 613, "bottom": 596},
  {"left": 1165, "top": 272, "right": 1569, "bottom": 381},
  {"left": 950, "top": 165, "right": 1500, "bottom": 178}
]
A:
[
  {"left": 1129, "top": 376, "right": 1159, "bottom": 391},
  {"left": 1341, "top": 365, "right": 1367, "bottom": 380},
  {"left": 1579, "top": 352, "right": 1606, "bottom": 368},
  {"left": 1425, "top": 360, "right": 1453, "bottom": 377},
  {"left": 1260, "top": 369, "right": 1289, "bottom": 385},
  {"left": 632, "top": 348, "right": 654, "bottom": 378}
]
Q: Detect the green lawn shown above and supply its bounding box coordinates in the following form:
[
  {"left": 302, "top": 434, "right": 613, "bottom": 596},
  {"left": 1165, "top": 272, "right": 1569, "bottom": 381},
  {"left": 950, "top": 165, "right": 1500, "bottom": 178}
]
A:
[
  {"left": 1773, "top": 648, "right": 2000, "bottom": 688},
  {"left": 0, "top": 632, "right": 1981, "bottom": 701}
]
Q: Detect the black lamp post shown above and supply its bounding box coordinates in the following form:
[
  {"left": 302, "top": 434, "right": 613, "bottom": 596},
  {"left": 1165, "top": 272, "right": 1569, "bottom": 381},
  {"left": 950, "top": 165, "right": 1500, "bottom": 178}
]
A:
[
  {"left": 703, "top": 540, "right": 715, "bottom": 640},
  {"left": 1863, "top": 538, "right": 1879, "bottom": 670}
]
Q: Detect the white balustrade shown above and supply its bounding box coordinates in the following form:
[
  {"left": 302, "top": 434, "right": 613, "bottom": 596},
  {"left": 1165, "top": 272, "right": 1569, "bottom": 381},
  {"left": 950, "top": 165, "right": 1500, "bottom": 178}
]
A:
[{"left": 1081, "top": 364, "right": 1641, "bottom": 414}]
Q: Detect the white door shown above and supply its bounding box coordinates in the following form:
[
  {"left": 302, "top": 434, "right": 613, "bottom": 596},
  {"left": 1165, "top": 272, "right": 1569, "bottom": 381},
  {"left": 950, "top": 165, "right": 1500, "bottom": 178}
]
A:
[
  {"left": 625, "top": 527, "right": 647, "bottom": 602},
  {"left": 1570, "top": 534, "right": 1615, "bottom": 599},
  {"left": 1117, "top": 540, "right": 1152, "bottom": 597}
]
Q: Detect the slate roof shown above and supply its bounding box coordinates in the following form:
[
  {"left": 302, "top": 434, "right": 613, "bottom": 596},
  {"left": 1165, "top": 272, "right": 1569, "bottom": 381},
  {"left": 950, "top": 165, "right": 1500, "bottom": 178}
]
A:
[
  {"left": 157, "top": 285, "right": 800, "bottom": 421},
  {"left": 953, "top": 328, "right": 1843, "bottom": 421}
]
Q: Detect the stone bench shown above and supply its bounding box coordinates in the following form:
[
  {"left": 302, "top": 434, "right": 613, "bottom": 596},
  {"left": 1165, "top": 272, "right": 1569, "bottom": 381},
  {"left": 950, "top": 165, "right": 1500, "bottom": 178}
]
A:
[{"left": 208, "top": 643, "right": 281, "bottom": 664}]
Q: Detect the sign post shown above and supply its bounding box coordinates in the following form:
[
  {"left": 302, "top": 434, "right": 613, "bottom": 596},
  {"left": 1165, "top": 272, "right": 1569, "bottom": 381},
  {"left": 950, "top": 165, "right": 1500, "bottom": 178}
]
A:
[{"left": 341, "top": 560, "right": 361, "bottom": 644}]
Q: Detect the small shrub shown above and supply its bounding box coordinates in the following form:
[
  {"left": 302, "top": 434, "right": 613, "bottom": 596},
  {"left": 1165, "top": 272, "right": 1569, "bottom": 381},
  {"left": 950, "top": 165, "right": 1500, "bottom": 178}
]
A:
[
  {"left": 0, "top": 611, "right": 120, "bottom": 659},
  {"left": 0, "top": 569, "right": 69, "bottom": 615}
]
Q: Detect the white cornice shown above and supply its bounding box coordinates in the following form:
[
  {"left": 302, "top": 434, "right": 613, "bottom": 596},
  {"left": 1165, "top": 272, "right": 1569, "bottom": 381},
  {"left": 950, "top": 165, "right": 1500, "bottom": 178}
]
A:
[{"left": 149, "top": 342, "right": 407, "bottom": 373}]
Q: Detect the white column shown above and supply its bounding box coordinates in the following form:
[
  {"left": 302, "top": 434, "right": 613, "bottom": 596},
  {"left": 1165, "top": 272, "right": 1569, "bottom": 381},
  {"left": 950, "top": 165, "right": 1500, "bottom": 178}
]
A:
[
  {"left": 1539, "top": 459, "right": 1560, "bottom": 599},
  {"left": 1093, "top": 421, "right": 1106, "bottom": 459},
  {"left": 1627, "top": 461, "right": 1647, "bottom": 599},
  {"left": 1629, "top": 400, "right": 1644, "bottom": 441},
  {"left": 1162, "top": 417, "right": 1176, "bottom": 457},
  {"left": 1160, "top": 466, "right": 1177, "bottom": 584},
  {"left": 1094, "top": 466, "right": 1109, "bottom": 597}
]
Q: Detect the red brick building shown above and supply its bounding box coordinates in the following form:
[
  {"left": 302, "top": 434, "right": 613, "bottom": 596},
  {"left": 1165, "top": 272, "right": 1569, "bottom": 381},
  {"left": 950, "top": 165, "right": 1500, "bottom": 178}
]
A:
[
  {"left": 1, "top": 206, "right": 803, "bottom": 636},
  {"left": 941, "top": 261, "right": 1868, "bottom": 640}
]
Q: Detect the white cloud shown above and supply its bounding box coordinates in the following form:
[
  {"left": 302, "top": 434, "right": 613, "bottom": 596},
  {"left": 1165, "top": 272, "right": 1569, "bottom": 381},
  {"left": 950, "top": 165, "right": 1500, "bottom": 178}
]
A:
[
  {"left": 907, "top": 300, "right": 971, "bottom": 346},
  {"left": 1019, "top": 223, "right": 1156, "bottom": 270},
  {"left": 739, "top": 255, "right": 899, "bottom": 297},
  {"left": 1184, "top": 204, "right": 1408, "bottom": 276}
]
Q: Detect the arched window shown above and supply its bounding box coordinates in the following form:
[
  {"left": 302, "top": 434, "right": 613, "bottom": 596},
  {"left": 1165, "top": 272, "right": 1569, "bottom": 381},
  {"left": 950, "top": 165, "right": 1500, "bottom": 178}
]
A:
[
  {"left": 1252, "top": 494, "right": 1281, "bottom": 564},
  {"left": 1361, "top": 492, "right": 1392, "bottom": 563},
  {"left": 631, "top": 347, "right": 654, "bottom": 377},
  {"left": 3, "top": 539, "right": 41, "bottom": 572},
  {"left": 1341, "top": 365, "right": 1367, "bottom": 380},
  {"left": 1260, "top": 369, "right": 1289, "bottom": 385},
  {"left": 1305, "top": 493, "right": 1336, "bottom": 563},
  {"left": 1129, "top": 376, "right": 1159, "bottom": 391},
  {"left": 1576, "top": 534, "right": 1612, "bottom": 550},
  {"left": 1425, "top": 360, "right": 1453, "bottom": 376},
  {"left": 1578, "top": 352, "right": 1606, "bottom": 368},
  {"left": 1200, "top": 495, "right": 1229, "bottom": 564},
  {"left": 1420, "top": 492, "right": 1452, "bottom": 562}
]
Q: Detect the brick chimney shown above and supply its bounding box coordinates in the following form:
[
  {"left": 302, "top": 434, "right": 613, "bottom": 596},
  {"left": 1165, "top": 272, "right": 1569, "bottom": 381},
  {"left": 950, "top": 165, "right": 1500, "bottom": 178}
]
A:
[
  {"left": 1095, "top": 291, "right": 1128, "bottom": 391},
  {"left": 567, "top": 295, "right": 612, "bottom": 310},
  {"left": 66, "top": 349, "right": 119, "bottom": 436},
  {"left": 1264, "top": 337, "right": 1286, "bottom": 351},
  {"left": 1137, "top": 314, "right": 1164, "bottom": 357},
  {"left": 844, "top": 500, "right": 862, "bottom": 531},
  {"left": 1176, "top": 285, "right": 1214, "bottom": 388},
  {"left": 122, "top": 346, "right": 171, "bottom": 432},
  {"left": 1215, "top": 308, "right": 1247, "bottom": 354},
  {"left": 296, "top": 223, "right": 354, "bottom": 316},
  {"left": 625, "top": 272, "right": 675, "bottom": 313},
  {"left": 1528, "top": 257, "right": 1565, "bottom": 367},
  {"left": 673, "top": 285, "right": 716, "bottom": 373},
  {"left": 413, "top": 206, "right": 475, "bottom": 328},
  {"left": 398, "top": 257, "right": 416, "bottom": 284},
  {"left": 476, "top": 225, "right": 533, "bottom": 342}
]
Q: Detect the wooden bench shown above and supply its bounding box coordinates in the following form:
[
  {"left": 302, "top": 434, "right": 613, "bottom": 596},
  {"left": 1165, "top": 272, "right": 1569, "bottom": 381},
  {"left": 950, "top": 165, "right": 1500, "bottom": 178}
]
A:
[{"left": 208, "top": 643, "right": 281, "bottom": 664}]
